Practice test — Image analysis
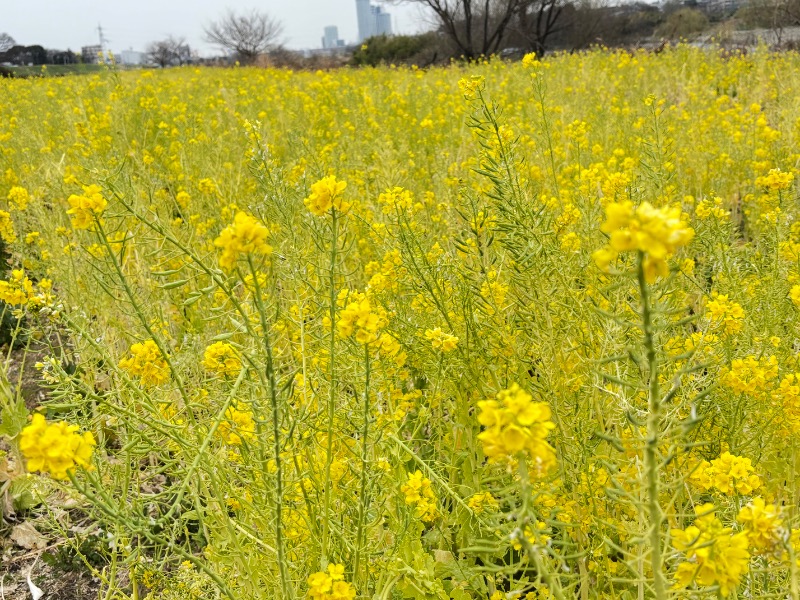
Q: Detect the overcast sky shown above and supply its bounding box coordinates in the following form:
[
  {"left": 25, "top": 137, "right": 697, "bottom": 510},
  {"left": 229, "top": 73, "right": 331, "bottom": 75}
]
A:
[{"left": 2, "top": 1, "right": 431, "bottom": 55}]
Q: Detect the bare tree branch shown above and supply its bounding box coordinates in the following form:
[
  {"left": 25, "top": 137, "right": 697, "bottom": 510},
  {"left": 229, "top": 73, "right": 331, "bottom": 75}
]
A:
[
  {"left": 389, "top": 0, "right": 561, "bottom": 58},
  {"left": 147, "top": 36, "right": 187, "bottom": 68},
  {"left": 0, "top": 33, "right": 16, "bottom": 53},
  {"left": 204, "top": 9, "right": 284, "bottom": 64}
]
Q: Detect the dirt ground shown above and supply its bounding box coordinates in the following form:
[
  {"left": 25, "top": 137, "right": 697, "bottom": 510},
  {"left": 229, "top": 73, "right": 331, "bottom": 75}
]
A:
[
  {"left": 1, "top": 333, "right": 106, "bottom": 600},
  {"left": 1, "top": 557, "right": 102, "bottom": 600}
]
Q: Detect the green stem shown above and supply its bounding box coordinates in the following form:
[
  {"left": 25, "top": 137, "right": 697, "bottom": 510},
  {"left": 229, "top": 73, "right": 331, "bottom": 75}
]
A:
[
  {"left": 516, "top": 459, "right": 566, "bottom": 600},
  {"left": 322, "top": 208, "right": 339, "bottom": 567},
  {"left": 637, "top": 252, "right": 667, "bottom": 600},
  {"left": 247, "top": 256, "right": 293, "bottom": 599},
  {"left": 353, "top": 344, "right": 371, "bottom": 590}
]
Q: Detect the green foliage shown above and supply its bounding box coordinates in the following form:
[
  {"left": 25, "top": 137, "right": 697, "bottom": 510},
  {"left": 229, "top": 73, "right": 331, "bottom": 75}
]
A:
[
  {"left": 351, "top": 33, "right": 439, "bottom": 67},
  {"left": 656, "top": 8, "right": 710, "bottom": 38}
]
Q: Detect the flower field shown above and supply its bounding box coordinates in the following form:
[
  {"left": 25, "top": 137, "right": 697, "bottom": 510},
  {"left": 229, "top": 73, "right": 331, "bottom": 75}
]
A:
[{"left": 3, "top": 46, "right": 800, "bottom": 598}]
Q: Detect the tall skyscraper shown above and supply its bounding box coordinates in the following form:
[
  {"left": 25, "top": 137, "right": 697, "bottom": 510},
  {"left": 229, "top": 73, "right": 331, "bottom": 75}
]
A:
[
  {"left": 322, "top": 26, "right": 341, "bottom": 49},
  {"left": 356, "top": 0, "right": 373, "bottom": 43},
  {"left": 374, "top": 8, "right": 392, "bottom": 37},
  {"left": 356, "top": 0, "right": 393, "bottom": 42}
]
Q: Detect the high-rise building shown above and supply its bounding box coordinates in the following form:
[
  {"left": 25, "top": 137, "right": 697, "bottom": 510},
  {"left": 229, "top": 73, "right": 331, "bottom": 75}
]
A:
[
  {"left": 374, "top": 8, "right": 392, "bottom": 37},
  {"left": 356, "top": 0, "right": 393, "bottom": 42},
  {"left": 356, "top": 0, "right": 373, "bottom": 43},
  {"left": 322, "top": 26, "right": 342, "bottom": 49}
]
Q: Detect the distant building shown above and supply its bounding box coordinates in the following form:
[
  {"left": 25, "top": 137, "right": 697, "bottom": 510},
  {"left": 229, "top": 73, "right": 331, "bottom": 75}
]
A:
[
  {"left": 374, "top": 9, "right": 392, "bottom": 37},
  {"left": 322, "top": 26, "right": 345, "bottom": 49},
  {"left": 356, "top": 0, "right": 393, "bottom": 42},
  {"left": 119, "top": 49, "right": 145, "bottom": 66},
  {"left": 81, "top": 45, "right": 103, "bottom": 64}
]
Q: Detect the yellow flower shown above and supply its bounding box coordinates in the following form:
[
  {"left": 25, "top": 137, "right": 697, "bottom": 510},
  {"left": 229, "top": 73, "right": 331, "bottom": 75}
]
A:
[
  {"left": 720, "top": 355, "right": 778, "bottom": 398},
  {"left": 791, "top": 284, "right": 800, "bottom": 308},
  {"left": 522, "top": 52, "right": 540, "bottom": 69},
  {"left": 7, "top": 185, "right": 29, "bottom": 210},
  {"left": 66, "top": 184, "right": 107, "bottom": 230},
  {"left": 336, "top": 289, "right": 387, "bottom": 344},
  {"left": 197, "top": 178, "right": 217, "bottom": 195},
  {"left": 19, "top": 414, "right": 96, "bottom": 480},
  {"left": 756, "top": 168, "right": 793, "bottom": 191},
  {"left": 304, "top": 175, "right": 349, "bottom": 217},
  {"left": 690, "top": 452, "right": 762, "bottom": 496},
  {"left": 458, "top": 75, "right": 485, "bottom": 100},
  {"left": 424, "top": 327, "right": 458, "bottom": 352},
  {"left": 705, "top": 293, "right": 745, "bottom": 335},
  {"left": 400, "top": 470, "right": 438, "bottom": 523},
  {"left": 477, "top": 384, "right": 556, "bottom": 471},
  {"left": 213, "top": 211, "right": 272, "bottom": 271},
  {"left": 0, "top": 210, "right": 17, "bottom": 243},
  {"left": 119, "top": 339, "right": 170, "bottom": 386},
  {"left": 377, "top": 187, "right": 413, "bottom": 215},
  {"left": 307, "top": 564, "right": 356, "bottom": 600},
  {"left": 593, "top": 201, "right": 694, "bottom": 282},
  {"left": 202, "top": 341, "right": 241, "bottom": 377},
  {"left": 467, "top": 491, "right": 499, "bottom": 515},
  {"left": 671, "top": 503, "right": 750, "bottom": 597},
  {"left": 217, "top": 404, "right": 255, "bottom": 446},
  {"left": 737, "top": 497, "right": 782, "bottom": 551}
]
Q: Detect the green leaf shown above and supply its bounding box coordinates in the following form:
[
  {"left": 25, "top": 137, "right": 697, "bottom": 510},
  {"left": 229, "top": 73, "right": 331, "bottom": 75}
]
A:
[
  {"left": 0, "top": 399, "right": 28, "bottom": 438},
  {"left": 10, "top": 477, "right": 38, "bottom": 510},
  {"left": 160, "top": 279, "right": 189, "bottom": 290}
]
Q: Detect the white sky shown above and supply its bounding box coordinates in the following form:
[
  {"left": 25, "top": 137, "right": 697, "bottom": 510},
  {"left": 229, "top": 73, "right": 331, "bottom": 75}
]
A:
[{"left": 1, "top": 1, "right": 431, "bottom": 55}]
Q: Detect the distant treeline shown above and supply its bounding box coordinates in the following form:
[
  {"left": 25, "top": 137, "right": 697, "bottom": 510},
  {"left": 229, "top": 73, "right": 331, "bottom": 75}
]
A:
[{"left": 0, "top": 45, "right": 80, "bottom": 66}]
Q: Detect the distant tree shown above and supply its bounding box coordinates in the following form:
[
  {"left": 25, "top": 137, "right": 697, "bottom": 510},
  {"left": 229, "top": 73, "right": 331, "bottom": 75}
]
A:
[
  {"left": 147, "top": 36, "right": 188, "bottom": 68},
  {"left": 510, "top": 0, "right": 566, "bottom": 54},
  {"left": 553, "top": 1, "right": 663, "bottom": 49},
  {"left": 351, "top": 33, "right": 440, "bottom": 66},
  {"left": 0, "top": 33, "right": 15, "bottom": 53},
  {"left": 655, "top": 7, "right": 708, "bottom": 38},
  {"left": 736, "top": 0, "right": 800, "bottom": 45},
  {"left": 47, "top": 49, "right": 79, "bottom": 65},
  {"left": 204, "top": 9, "right": 284, "bottom": 64},
  {"left": 392, "top": 0, "right": 566, "bottom": 58},
  {"left": 2, "top": 45, "right": 47, "bottom": 66}
]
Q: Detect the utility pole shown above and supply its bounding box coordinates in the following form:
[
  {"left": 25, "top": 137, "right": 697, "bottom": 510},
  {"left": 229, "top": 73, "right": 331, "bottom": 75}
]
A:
[{"left": 97, "top": 23, "right": 110, "bottom": 62}]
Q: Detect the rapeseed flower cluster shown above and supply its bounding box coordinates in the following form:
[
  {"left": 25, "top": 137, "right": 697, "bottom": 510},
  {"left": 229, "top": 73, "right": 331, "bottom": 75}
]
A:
[
  {"left": 737, "top": 497, "right": 783, "bottom": 552},
  {"left": 335, "top": 289, "right": 387, "bottom": 344},
  {"left": 203, "top": 342, "right": 241, "bottom": 377},
  {"left": 466, "top": 491, "right": 499, "bottom": 515},
  {"left": 19, "top": 414, "right": 96, "bottom": 480},
  {"left": 400, "top": 470, "right": 438, "bottom": 523},
  {"left": 217, "top": 404, "right": 255, "bottom": 446},
  {"left": 477, "top": 384, "right": 556, "bottom": 470},
  {"left": 0, "top": 269, "right": 52, "bottom": 307},
  {"left": 705, "top": 293, "right": 744, "bottom": 335},
  {"left": 671, "top": 504, "right": 750, "bottom": 597},
  {"left": 304, "top": 176, "right": 349, "bottom": 216},
  {"left": 66, "top": 184, "right": 107, "bottom": 230},
  {"left": 424, "top": 327, "right": 459, "bottom": 352},
  {"left": 307, "top": 564, "right": 355, "bottom": 600},
  {"left": 6, "top": 185, "right": 29, "bottom": 210},
  {"left": 0, "top": 211, "right": 15, "bottom": 243},
  {"left": 720, "top": 355, "right": 779, "bottom": 396},
  {"left": 593, "top": 201, "right": 694, "bottom": 281},
  {"left": 772, "top": 373, "right": 800, "bottom": 434},
  {"left": 756, "top": 167, "right": 793, "bottom": 191},
  {"left": 214, "top": 212, "right": 272, "bottom": 271},
  {"left": 690, "top": 452, "right": 762, "bottom": 495},
  {"left": 119, "top": 339, "right": 170, "bottom": 386},
  {"left": 377, "top": 186, "right": 414, "bottom": 215}
]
